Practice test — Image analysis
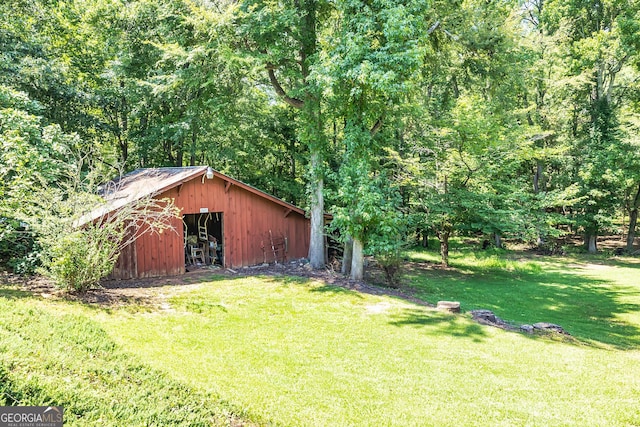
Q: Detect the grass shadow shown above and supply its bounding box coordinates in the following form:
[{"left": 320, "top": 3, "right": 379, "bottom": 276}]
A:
[
  {"left": 389, "top": 308, "right": 488, "bottom": 342},
  {"left": 309, "top": 284, "right": 365, "bottom": 298},
  {"left": 0, "top": 301, "right": 255, "bottom": 425},
  {"left": 259, "top": 274, "right": 313, "bottom": 286},
  {"left": 405, "top": 250, "right": 640, "bottom": 350},
  {"left": 256, "top": 273, "right": 367, "bottom": 298},
  {"left": 607, "top": 257, "right": 640, "bottom": 269},
  {"left": 101, "top": 271, "right": 231, "bottom": 290},
  {"left": 0, "top": 286, "right": 34, "bottom": 300}
]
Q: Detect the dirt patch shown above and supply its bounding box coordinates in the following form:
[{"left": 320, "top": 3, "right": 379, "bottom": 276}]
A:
[
  {"left": 0, "top": 270, "right": 208, "bottom": 308},
  {"left": 230, "top": 260, "right": 434, "bottom": 307},
  {"left": 2, "top": 261, "right": 434, "bottom": 310},
  {"left": 365, "top": 301, "right": 394, "bottom": 314}
]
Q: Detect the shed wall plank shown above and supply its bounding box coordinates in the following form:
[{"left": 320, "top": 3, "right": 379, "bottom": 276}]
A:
[{"left": 112, "top": 172, "right": 310, "bottom": 279}]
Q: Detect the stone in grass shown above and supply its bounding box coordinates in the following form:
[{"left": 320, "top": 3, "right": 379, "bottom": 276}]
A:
[
  {"left": 470, "top": 309, "right": 497, "bottom": 324},
  {"left": 532, "top": 322, "right": 569, "bottom": 335},
  {"left": 520, "top": 324, "right": 535, "bottom": 334},
  {"left": 437, "top": 301, "right": 461, "bottom": 313}
]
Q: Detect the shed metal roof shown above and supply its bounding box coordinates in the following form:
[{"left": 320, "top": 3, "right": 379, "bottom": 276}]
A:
[{"left": 77, "top": 166, "right": 306, "bottom": 226}]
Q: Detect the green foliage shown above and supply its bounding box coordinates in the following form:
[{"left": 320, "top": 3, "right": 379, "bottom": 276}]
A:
[
  {"left": 0, "top": 84, "right": 180, "bottom": 291},
  {"left": 2, "top": 0, "right": 640, "bottom": 273},
  {"left": 0, "top": 85, "right": 79, "bottom": 274},
  {"left": 318, "top": 0, "right": 438, "bottom": 273},
  {"left": 46, "top": 230, "right": 118, "bottom": 292},
  {"left": 24, "top": 183, "right": 180, "bottom": 292},
  {"left": 535, "top": 0, "right": 640, "bottom": 247},
  {"left": 333, "top": 156, "right": 406, "bottom": 285},
  {"left": 0, "top": 86, "right": 76, "bottom": 196},
  {"left": 0, "top": 218, "right": 40, "bottom": 274}
]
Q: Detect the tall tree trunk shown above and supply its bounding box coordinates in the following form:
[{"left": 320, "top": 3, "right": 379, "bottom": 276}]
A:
[
  {"left": 494, "top": 233, "right": 502, "bottom": 249},
  {"left": 628, "top": 208, "right": 638, "bottom": 252},
  {"left": 533, "top": 162, "right": 542, "bottom": 193},
  {"left": 265, "top": 0, "right": 325, "bottom": 268},
  {"left": 118, "top": 79, "right": 129, "bottom": 165},
  {"left": 189, "top": 124, "right": 197, "bottom": 166},
  {"left": 438, "top": 230, "right": 450, "bottom": 267},
  {"left": 308, "top": 151, "right": 325, "bottom": 268},
  {"left": 627, "top": 183, "right": 640, "bottom": 252},
  {"left": 117, "top": 133, "right": 128, "bottom": 165},
  {"left": 534, "top": 161, "right": 546, "bottom": 248},
  {"left": 585, "top": 233, "right": 597, "bottom": 254},
  {"left": 350, "top": 237, "right": 364, "bottom": 281},
  {"left": 342, "top": 236, "right": 353, "bottom": 275}
]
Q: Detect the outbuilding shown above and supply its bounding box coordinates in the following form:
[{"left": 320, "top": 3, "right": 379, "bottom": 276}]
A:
[{"left": 92, "top": 166, "right": 310, "bottom": 279}]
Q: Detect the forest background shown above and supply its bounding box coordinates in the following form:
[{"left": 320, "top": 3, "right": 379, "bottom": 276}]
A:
[{"left": 1, "top": 0, "right": 639, "bottom": 288}]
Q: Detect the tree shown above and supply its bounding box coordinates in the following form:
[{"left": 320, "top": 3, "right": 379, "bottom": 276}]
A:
[
  {"left": 625, "top": 182, "right": 640, "bottom": 251},
  {"left": 540, "top": 0, "right": 640, "bottom": 252},
  {"left": 620, "top": 99, "right": 640, "bottom": 251},
  {"left": 319, "top": 0, "right": 441, "bottom": 280},
  {"left": 235, "top": 0, "right": 328, "bottom": 268},
  {"left": 0, "top": 85, "right": 78, "bottom": 272},
  {"left": 401, "top": 0, "right": 541, "bottom": 265}
]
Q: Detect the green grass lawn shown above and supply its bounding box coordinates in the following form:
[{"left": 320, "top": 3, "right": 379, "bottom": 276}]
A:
[
  {"left": 405, "top": 247, "right": 640, "bottom": 349},
  {"left": 0, "top": 287, "right": 250, "bottom": 426},
  {"left": 1, "top": 249, "right": 640, "bottom": 426}
]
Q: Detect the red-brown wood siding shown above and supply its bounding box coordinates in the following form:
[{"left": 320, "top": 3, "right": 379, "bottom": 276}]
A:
[
  {"left": 111, "top": 173, "right": 310, "bottom": 279},
  {"left": 111, "top": 229, "right": 137, "bottom": 280}
]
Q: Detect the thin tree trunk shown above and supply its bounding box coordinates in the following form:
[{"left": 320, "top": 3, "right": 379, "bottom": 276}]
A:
[
  {"left": 308, "top": 151, "right": 325, "bottom": 268},
  {"left": 627, "top": 183, "right": 640, "bottom": 252},
  {"left": 628, "top": 209, "right": 638, "bottom": 252},
  {"left": 350, "top": 237, "right": 364, "bottom": 281},
  {"left": 342, "top": 236, "right": 353, "bottom": 275},
  {"left": 117, "top": 134, "right": 128, "bottom": 165},
  {"left": 118, "top": 80, "right": 129, "bottom": 164},
  {"left": 290, "top": 140, "right": 296, "bottom": 179},
  {"left": 534, "top": 161, "right": 546, "bottom": 247},
  {"left": 422, "top": 231, "right": 429, "bottom": 248},
  {"left": 439, "top": 231, "right": 450, "bottom": 267},
  {"left": 190, "top": 124, "right": 197, "bottom": 166},
  {"left": 494, "top": 233, "right": 502, "bottom": 249},
  {"left": 533, "top": 162, "right": 542, "bottom": 193}
]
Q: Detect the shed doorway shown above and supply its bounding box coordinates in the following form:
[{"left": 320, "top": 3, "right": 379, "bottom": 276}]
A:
[{"left": 183, "top": 212, "right": 223, "bottom": 267}]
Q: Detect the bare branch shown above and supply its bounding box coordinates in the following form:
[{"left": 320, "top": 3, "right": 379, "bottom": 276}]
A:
[
  {"left": 427, "top": 20, "right": 440, "bottom": 35},
  {"left": 370, "top": 116, "right": 384, "bottom": 135},
  {"left": 267, "top": 66, "right": 304, "bottom": 109}
]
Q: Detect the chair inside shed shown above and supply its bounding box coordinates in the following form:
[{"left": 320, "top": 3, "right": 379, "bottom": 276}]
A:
[{"left": 183, "top": 212, "right": 223, "bottom": 266}]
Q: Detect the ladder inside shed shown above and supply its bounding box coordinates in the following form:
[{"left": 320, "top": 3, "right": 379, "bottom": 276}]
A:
[{"left": 198, "top": 213, "right": 211, "bottom": 241}]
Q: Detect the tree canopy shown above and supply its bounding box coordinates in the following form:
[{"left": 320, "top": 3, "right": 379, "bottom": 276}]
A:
[{"left": 1, "top": 0, "right": 639, "bottom": 283}]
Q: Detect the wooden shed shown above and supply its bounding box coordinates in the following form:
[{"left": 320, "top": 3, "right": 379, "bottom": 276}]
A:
[{"left": 91, "top": 167, "right": 310, "bottom": 279}]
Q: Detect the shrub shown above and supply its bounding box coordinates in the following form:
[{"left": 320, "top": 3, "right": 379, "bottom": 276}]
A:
[
  {"left": 376, "top": 250, "right": 403, "bottom": 288},
  {"left": 15, "top": 176, "right": 179, "bottom": 292},
  {"left": 45, "top": 230, "right": 119, "bottom": 292},
  {"left": 0, "top": 218, "right": 41, "bottom": 274}
]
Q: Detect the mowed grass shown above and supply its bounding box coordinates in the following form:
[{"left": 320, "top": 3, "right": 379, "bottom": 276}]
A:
[
  {"left": 0, "top": 288, "right": 251, "bottom": 426},
  {"left": 406, "top": 247, "right": 640, "bottom": 349},
  {"left": 1, "top": 249, "right": 640, "bottom": 426},
  {"left": 94, "top": 259, "right": 639, "bottom": 426}
]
